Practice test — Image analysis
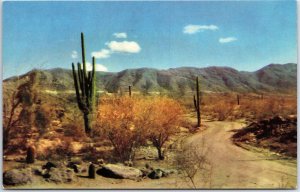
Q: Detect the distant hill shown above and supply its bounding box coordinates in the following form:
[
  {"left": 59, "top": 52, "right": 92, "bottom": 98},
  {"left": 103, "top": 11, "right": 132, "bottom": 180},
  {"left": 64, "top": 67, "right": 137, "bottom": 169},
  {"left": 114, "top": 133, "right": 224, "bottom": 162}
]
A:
[{"left": 3, "top": 63, "right": 297, "bottom": 94}]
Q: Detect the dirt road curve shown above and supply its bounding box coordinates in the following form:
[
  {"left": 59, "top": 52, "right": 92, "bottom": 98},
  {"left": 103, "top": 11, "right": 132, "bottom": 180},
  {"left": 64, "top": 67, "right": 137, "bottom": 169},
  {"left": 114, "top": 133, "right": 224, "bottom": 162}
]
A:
[{"left": 184, "top": 121, "right": 297, "bottom": 189}]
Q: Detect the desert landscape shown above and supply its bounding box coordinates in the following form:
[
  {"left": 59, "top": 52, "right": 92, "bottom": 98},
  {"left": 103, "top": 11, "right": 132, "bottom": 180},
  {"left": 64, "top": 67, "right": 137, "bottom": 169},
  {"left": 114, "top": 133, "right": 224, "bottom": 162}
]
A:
[{"left": 3, "top": 1, "right": 297, "bottom": 189}]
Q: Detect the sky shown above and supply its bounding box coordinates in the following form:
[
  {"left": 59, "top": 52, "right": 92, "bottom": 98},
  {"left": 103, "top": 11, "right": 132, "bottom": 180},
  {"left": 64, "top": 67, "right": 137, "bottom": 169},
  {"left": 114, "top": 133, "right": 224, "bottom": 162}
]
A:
[{"left": 3, "top": 1, "right": 298, "bottom": 78}]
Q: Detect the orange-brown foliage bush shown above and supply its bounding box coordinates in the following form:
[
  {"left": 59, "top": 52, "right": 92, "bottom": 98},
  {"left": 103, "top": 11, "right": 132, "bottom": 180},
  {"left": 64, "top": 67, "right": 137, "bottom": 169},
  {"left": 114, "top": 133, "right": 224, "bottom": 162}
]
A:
[
  {"left": 146, "top": 97, "right": 185, "bottom": 159},
  {"left": 96, "top": 96, "right": 185, "bottom": 161}
]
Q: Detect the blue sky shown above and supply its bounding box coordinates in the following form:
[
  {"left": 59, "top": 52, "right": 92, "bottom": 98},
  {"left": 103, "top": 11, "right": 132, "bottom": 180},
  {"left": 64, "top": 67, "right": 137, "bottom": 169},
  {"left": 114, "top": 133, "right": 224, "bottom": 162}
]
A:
[{"left": 3, "top": 1, "right": 297, "bottom": 78}]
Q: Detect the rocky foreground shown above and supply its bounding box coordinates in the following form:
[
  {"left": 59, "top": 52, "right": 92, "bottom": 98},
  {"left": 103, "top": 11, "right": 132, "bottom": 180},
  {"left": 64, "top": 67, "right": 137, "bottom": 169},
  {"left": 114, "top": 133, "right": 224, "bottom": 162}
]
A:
[
  {"left": 3, "top": 158, "right": 177, "bottom": 187},
  {"left": 232, "top": 115, "right": 297, "bottom": 157}
]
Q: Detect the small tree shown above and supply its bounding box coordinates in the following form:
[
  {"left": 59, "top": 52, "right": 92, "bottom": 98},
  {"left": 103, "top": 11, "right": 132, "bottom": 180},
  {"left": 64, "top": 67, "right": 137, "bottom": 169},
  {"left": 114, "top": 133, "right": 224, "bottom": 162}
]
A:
[
  {"left": 96, "top": 96, "right": 147, "bottom": 161},
  {"left": 147, "top": 97, "right": 184, "bottom": 160}
]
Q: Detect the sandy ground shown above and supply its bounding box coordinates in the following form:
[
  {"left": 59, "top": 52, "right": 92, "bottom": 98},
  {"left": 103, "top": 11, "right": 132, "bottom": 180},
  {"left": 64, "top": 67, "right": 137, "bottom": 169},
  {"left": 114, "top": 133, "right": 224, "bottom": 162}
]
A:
[{"left": 5, "top": 120, "right": 297, "bottom": 189}]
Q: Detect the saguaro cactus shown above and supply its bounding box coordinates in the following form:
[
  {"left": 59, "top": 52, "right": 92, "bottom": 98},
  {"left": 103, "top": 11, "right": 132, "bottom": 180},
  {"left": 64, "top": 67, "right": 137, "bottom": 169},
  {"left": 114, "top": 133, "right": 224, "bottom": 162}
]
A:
[
  {"left": 193, "top": 77, "right": 201, "bottom": 127},
  {"left": 26, "top": 146, "right": 35, "bottom": 164},
  {"left": 128, "top": 86, "right": 132, "bottom": 97},
  {"left": 72, "top": 33, "right": 96, "bottom": 136},
  {"left": 88, "top": 163, "right": 96, "bottom": 179}
]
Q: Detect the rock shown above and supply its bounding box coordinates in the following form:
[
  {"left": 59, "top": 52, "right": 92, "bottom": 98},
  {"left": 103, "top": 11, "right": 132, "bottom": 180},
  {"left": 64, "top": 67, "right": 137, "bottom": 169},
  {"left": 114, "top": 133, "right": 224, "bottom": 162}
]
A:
[
  {"left": 97, "top": 164, "right": 142, "bottom": 179},
  {"left": 270, "top": 116, "right": 284, "bottom": 124},
  {"left": 3, "top": 168, "right": 32, "bottom": 185},
  {"left": 32, "top": 167, "right": 45, "bottom": 176},
  {"left": 45, "top": 168, "right": 76, "bottom": 183},
  {"left": 67, "top": 162, "right": 80, "bottom": 173},
  {"left": 148, "top": 169, "right": 163, "bottom": 179},
  {"left": 97, "top": 159, "right": 104, "bottom": 165},
  {"left": 140, "top": 168, "right": 152, "bottom": 177},
  {"left": 42, "top": 162, "right": 57, "bottom": 170}
]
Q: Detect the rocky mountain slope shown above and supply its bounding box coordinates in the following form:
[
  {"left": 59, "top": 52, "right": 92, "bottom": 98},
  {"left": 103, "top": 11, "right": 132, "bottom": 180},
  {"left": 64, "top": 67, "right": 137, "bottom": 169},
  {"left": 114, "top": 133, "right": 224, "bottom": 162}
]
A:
[{"left": 3, "top": 63, "right": 297, "bottom": 94}]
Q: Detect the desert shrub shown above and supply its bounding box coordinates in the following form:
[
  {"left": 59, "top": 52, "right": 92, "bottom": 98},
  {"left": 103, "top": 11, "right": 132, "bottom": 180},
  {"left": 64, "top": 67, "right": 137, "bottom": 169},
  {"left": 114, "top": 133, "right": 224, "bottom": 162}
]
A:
[
  {"left": 96, "top": 96, "right": 146, "bottom": 161},
  {"left": 176, "top": 138, "right": 213, "bottom": 188},
  {"left": 203, "top": 99, "right": 235, "bottom": 121},
  {"left": 198, "top": 93, "right": 296, "bottom": 121},
  {"left": 146, "top": 97, "right": 185, "bottom": 160},
  {"left": 96, "top": 95, "right": 185, "bottom": 161}
]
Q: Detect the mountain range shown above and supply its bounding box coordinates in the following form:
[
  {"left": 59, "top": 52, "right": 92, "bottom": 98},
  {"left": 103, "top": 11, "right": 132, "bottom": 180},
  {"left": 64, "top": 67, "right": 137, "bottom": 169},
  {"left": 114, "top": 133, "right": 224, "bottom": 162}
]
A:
[{"left": 4, "top": 63, "right": 297, "bottom": 95}]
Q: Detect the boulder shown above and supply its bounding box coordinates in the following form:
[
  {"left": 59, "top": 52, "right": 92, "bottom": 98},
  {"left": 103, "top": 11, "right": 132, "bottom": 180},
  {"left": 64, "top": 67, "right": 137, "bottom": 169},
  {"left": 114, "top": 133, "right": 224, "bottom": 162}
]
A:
[
  {"left": 3, "top": 168, "right": 32, "bottom": 185},
  {"left": 45, "top": 167, "right": 76, "bottom": 183},
  {"left": 97, "top": 164, "right": 142, "bottom": 179}
]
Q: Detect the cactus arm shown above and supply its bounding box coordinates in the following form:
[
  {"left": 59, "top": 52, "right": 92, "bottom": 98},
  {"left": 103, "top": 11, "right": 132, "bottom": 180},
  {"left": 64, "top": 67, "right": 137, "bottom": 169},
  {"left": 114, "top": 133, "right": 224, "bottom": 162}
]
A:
[
  {"left": 77, "top": 62, "right": 84, "bottom": 96},
  {"left": 72, "top": 63, "right": 83, "bottom": 110},
  {"left": 88, "top": 71, "right": 92, "bottom": 90},
  {"left": 91, "top": 57, "right": 96, "bottom": 104},
  {"left": 196, "top": 77, "right": 200, "bottom": 107},
  {"left": 81, "top": 33, "right": 87, "bottom": 97},
  {"left": 81, "top": 32, "right": 87, "bottom": 79}
]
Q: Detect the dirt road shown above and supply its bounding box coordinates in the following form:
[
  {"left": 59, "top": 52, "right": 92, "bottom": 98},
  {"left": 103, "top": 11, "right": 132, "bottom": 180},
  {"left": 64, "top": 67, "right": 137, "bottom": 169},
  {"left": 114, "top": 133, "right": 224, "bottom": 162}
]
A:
[{"left": 184, "top": 120, "right": 297, "bottom": 189}]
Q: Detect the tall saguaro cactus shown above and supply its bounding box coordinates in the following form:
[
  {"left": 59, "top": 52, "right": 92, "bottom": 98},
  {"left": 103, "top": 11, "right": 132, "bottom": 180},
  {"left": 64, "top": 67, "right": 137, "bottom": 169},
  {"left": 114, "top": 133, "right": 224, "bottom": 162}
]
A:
[
  {"left": 193, "top": 77, "right": 201, "bottom": 127},
  {"left": 72, "top": 33, "right": 96, "bottom": 136}
]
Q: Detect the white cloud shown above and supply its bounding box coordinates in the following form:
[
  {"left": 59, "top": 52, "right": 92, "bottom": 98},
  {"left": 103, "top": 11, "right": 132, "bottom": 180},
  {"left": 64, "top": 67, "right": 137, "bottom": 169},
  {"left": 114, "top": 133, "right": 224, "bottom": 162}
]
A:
[
  {"left": 91, "top": 49, "right": 111, "bottom": 59},
  {"left": 219, "top": 37, "right": 237, "bottom": 43},
  {"left": 106, "top": 41, "right": 141, "bottom": 53},
  {"left": 183, "top": 24, "right": 219, "bottom": 34},
  {"left": 82, "top": 62, "right": 108, "bottom": 72},
  {"left": 113, "top": 32, "right": 127, "bottom": 38},
  {"left": 71, "top": 50, "right": 78, "bottom": 59}
]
